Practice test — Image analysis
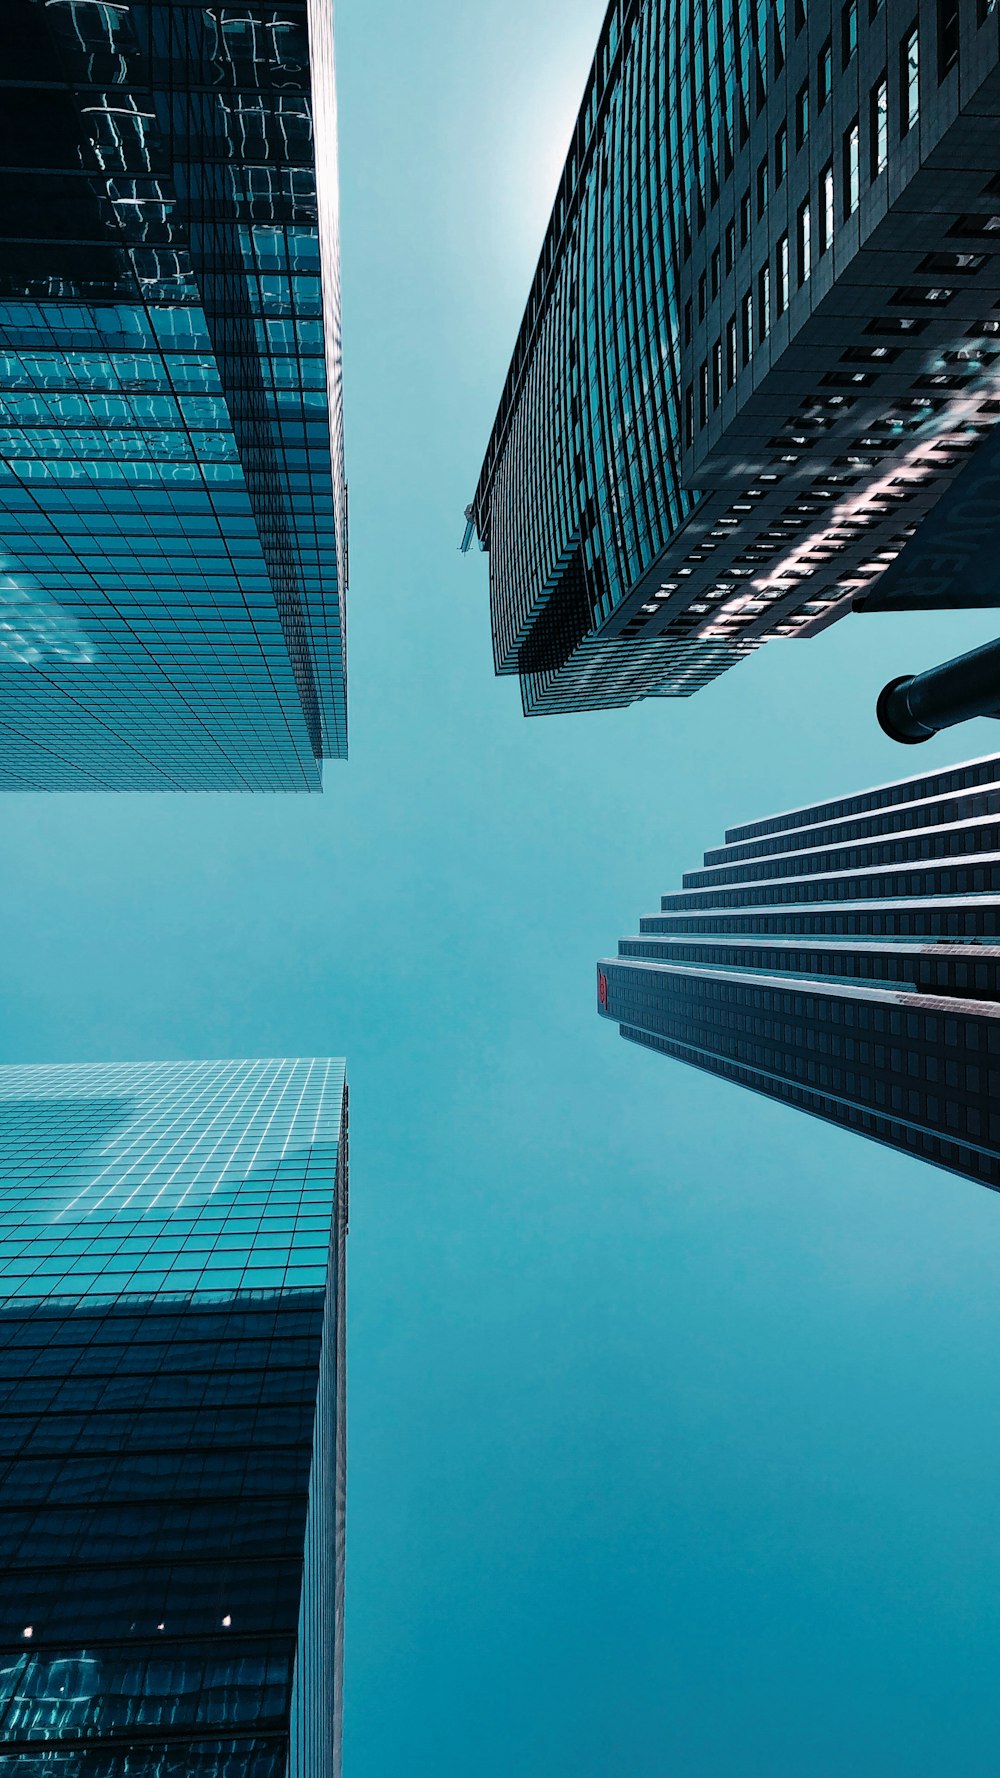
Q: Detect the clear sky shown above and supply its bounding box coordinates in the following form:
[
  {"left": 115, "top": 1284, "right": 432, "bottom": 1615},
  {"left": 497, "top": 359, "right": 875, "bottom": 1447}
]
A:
[{"left": 5, "top": 1, "right": 1000, "bottom": 1773}]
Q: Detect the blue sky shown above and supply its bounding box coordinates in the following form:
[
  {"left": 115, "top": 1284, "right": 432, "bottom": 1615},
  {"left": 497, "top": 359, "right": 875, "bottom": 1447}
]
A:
[{"left": 5, "top": 0, "right": 1000, "bottom": 1771}]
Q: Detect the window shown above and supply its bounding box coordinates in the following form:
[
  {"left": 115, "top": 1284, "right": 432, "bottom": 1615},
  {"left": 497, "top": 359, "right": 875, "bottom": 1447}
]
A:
[
  {"left": 865, "top": 314, "right": 928, "bottom": 334},
  {"left": 891, "top": 284, "right": 954, "bottom": 305},
  {"left": 796, "top": 81, "right": 809, "bottom": 148},
  {"left": 700, "top": 361, "right": 709, "bottom": 426},
  {"left": 797, "top": 200, "right": 812, "bottom": 284},
  {"left": 685, "top": 383, "right": 694, "bottom": 447},
  {"left": 871, "top": 73, "right": 888, "bottom": 175},
  {"left": 727, "top": 317, "right": 738, "bottom": 387},
  {"left": 698, "top": 271, "right": 707, "bottom": 320},
  {"left": 775, "top": 123, "right": 787, "bottom": 187},
  {"left": 742, "top": 289, "right": 753, "bottom": 364},
  {"left": 919, "top": 249, "right": 987, "bottom": 272},
  {"left": 901, "top": 24, "right": 919, "bottom": 134},
  {"left": 725, "top": 219, "right": 736, "bottom": 272},
  {"left": 758, "top": 263, "right": 771, "bottom": 340},
  {"left": 820, "top": 162, "right": 835, "bottom": 251},
  {"left": 712, "top": 338, "right": 723, "bottom": 406},
  {"left": 778, "top": 233, "right": 790, "bottom": 313},
  {"left": 794, "top": 0, "right": 807, "bottom": 30},
  {"left": 839, "top": 343, "right": 896, "bottom": 364},
  {"left": 774, "top": 0, "right": 787, "bottom": 70},
  {"left": 683, "top": 297, "right": 693, "bottom": 345},
  {"left": 818, "top": 38, "right": 833, "bottom": 108},
  {"left": 842, "top": 0, "right": 858, "bottom": 64},
  {"left": 823, "top": 368, "right": 875, "bottom": 386},
  {"left": 711, "top": 248, "right": 720, "bottom": 299},
  {"left": 740, "top": 187, "right": 751, "bottom": 245},
  {"left": 937, "top": 0, "right": 959, "bottom": 78},
  {"left": 844, "top": 117, "right": 860, "bottom": 215},
  {"left": 757, "top": 155, "right": 769, "bottom": 218},
  {"left": 949, "top": 212, "right": 1000, "bottom": 237}
]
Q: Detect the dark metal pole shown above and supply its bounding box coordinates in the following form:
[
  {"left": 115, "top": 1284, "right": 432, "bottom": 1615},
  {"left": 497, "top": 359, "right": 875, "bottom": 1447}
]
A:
[{"left": 876, "top": 635, "right": 1000, "bottom": 745}]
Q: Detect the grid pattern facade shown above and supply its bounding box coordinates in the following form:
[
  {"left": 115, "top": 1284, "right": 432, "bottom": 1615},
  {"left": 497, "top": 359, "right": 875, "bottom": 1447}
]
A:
[
  {"left": 0, "top": 0, "right": 347, "bottom": 791},
  {"left": 0, "top": 1057, "right": 348, "bottom": 1778},
  {"left": 597, "top": 753, "right": 1000, "bottom": 1190},
  {"left": 472, "top": 0, "right": 1000, "bottom": 715}
]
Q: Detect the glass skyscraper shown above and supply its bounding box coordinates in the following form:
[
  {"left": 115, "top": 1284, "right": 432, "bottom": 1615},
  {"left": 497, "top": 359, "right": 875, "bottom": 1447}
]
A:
[
  {"left": 0, "top": 1, "right": 347, "bottom": 790},
  {"left": 0, "top": 1056, "right": 348, "bottom": 1777},
  {"left": 598, "top": 755, "right": 1000, "bottom": 1190},
  {"left": 470, "top": 0, "right": 1000, "bottom": 715}
]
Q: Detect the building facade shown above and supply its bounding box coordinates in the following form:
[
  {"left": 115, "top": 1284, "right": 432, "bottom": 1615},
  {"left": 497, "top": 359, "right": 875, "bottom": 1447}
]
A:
[
  {"left": 470, "top": 0, "right": 1000, "bottom": 715},
  {"left": 0, "top": 1, "right": 347, "bottom": 790},
  {"left": 0, "top": 1056, "right": 348, "bottom": 1777},
  {"left": 598, "top": 754, "right": 1000, "bottom": 1190}
]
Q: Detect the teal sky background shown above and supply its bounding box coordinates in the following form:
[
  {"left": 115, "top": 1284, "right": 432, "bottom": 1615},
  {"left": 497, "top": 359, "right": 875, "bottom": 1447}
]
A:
[{"left": 5, "top": 1, "right": 1000, "bottom": 1771}]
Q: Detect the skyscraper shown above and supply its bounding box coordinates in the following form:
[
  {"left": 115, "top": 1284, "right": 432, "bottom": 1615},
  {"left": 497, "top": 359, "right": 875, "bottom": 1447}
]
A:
[
  {"left": 470, "top": 0, "right": 1000, "bottom": 716},
  {"left": 0, "top": 1057, "right": 348, "bottom": 1777},
  {"left": 0, "top": 1, "right": 347, "bottom": 790},
  {"left": 597, "top": 755, "right": 1000, "bottom": 1190}
]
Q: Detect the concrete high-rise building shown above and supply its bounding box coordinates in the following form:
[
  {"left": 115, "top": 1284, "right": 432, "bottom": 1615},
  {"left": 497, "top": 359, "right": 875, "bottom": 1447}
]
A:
[
  {"left": 598, "top": 756, "right": 1000, "bottom": 1190},
  {"left": 0, "top": 1057, "right": 348, "bottom": 1776},
  {"left": 469, "top": 0, "right": 1000, "bottom": 715},
  {"left": 0, "top": 1, "right": 347, "bottom": 789}
]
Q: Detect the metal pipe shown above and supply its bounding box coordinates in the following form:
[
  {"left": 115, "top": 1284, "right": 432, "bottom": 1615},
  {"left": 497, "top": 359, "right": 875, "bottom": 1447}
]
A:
[{"left": 876, "top": 636, "right": 1000, "bottom": 745}]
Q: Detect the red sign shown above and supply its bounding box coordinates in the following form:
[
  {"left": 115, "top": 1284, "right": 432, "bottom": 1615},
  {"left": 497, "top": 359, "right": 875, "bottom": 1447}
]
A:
[{"left": 597, "top": 969, "right": 608, "bottom": 1009}]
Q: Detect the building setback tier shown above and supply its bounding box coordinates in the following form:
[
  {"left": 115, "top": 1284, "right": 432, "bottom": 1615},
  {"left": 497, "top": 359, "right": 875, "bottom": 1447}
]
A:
[{"left": 598, "top": 752, "right": 1000, "bottom": 1190}]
